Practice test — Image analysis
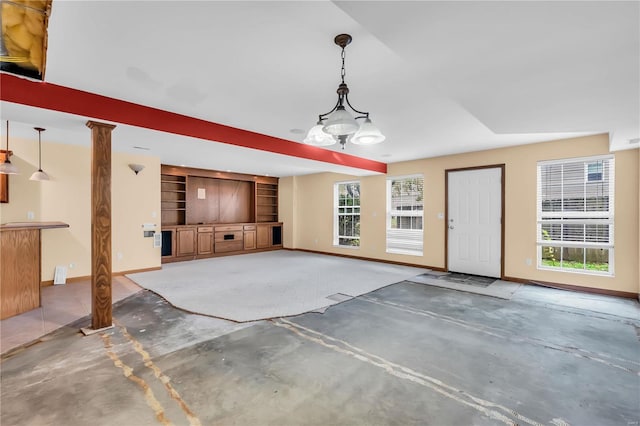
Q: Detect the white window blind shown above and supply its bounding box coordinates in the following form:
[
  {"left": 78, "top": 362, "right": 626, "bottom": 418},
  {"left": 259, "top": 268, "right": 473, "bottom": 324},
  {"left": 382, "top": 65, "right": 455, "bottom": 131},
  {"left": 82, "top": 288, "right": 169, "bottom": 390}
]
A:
[
  {"left": 537, "top": 155, "right": 614, "bottom": 275},
  {"left": 386, "top": 175, "right": 424, "bottom": 255},
  {"left": 334, "top": 181, "right": 360, "bottom": 247}
]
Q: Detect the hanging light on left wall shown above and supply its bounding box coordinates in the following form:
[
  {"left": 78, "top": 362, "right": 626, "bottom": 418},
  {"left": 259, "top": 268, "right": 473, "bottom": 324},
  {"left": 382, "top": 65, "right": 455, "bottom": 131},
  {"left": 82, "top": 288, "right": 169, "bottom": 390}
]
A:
[
  {"left": 30, "top": 127, "right": 49, "bottom": 181},
  {"left": 0, "top": 120, "right": 19, "bottom": 175}
]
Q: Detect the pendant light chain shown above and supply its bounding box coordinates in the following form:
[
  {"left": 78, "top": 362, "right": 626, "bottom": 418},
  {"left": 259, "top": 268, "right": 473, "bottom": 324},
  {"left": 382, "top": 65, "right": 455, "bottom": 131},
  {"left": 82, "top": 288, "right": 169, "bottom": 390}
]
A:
[
  {"left": 340, "top": 46, "right": 346, "bottom": 84},
  {"left": 37, "top": 129, "right": 42, "bottom": 170}
]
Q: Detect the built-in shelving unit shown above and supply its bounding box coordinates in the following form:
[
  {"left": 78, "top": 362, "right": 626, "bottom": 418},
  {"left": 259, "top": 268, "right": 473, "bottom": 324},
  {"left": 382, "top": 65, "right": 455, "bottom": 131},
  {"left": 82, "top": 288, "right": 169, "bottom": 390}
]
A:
[
  {"left": 160, "top": 165, "right": 281, "bottom": 263},
  {"left": 256, "top": 183, "right": 278, "bottom": 223},
  {"left": 161, "top": 174, "right": 187, "bottom": 226}
]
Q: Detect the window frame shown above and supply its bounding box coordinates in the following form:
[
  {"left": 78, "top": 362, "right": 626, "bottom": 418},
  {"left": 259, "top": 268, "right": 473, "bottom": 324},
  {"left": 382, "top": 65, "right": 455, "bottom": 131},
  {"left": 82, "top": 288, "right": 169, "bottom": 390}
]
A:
[
  {"left": 333, "top": 181, "right": 361, "bottom": 248},
  {"left": 536, "top": 155, "right": 615, "bottom": 276},
  {"left": 386, "top": 174, "right": 424, "bottom": 256}
]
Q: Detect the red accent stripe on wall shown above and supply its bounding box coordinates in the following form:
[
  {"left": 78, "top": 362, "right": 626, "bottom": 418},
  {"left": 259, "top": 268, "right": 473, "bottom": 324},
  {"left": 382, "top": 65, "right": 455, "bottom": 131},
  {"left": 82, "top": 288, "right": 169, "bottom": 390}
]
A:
[{"left": 0, "top": 73, "right": 387, "bottom": 174}]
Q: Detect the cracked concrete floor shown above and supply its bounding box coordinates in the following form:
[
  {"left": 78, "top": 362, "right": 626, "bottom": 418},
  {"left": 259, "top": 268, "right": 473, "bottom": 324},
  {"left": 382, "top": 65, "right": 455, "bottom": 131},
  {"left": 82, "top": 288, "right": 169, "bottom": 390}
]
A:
[{"left": 1, "top": 281, "right": 639, "bottom": 425}]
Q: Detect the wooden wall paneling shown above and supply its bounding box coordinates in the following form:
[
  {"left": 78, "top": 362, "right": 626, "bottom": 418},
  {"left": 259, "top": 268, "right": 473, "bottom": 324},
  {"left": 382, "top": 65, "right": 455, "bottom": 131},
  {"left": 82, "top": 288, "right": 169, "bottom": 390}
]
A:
[
  {"left": 87, "top": 120, "right": 115, "bottom": 330},
  {"left": 0, "top": 151, "right": 9, "bottom": 203},
  {"left": 187, "top": 176, "right": 220, "bottom": 224},
  {"left": 219, "top": 180, "right": 252, "bottom": 223},
  {"left": 0, "top": 229, "right": 40, "bottom": 319}
]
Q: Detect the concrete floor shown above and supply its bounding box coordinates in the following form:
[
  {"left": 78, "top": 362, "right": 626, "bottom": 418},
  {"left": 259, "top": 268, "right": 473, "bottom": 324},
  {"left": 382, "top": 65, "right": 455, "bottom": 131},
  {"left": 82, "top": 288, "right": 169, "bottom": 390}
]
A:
[{"left": 1, "top": 281, "right": 639, "bottom": 425}]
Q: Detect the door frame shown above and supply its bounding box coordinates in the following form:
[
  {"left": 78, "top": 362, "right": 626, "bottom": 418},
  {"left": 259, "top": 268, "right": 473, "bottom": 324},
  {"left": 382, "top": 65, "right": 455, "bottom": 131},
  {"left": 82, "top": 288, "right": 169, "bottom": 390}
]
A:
[{"left": 444, "top": 164, "right": 505, "bottom": 279}]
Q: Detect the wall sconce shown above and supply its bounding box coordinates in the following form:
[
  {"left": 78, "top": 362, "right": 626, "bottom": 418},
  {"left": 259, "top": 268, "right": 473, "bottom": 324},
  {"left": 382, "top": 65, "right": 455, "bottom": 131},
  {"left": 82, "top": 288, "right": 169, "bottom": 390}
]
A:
[{"left": 128, "top": 164, "right": 145, "bottom": 175}]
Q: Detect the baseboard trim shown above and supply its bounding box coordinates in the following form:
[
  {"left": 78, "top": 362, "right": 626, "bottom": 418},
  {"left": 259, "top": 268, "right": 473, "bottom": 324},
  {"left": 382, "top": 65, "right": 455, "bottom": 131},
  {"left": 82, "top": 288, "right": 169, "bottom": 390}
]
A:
[
  {"left": 115, "top": 266, "right": 162, "bottom": 276},
  {"left": 41, "top": 275, "right": 89, "bottom": 287},
  {"left": 287, "top": 248, "right": 444, "bottom": 272},
  {"left": 503, "top": 275, "right": 639, "bottom": 299},
  {"left": 41, "top": 266, "right": 161, "bottom": 287}
]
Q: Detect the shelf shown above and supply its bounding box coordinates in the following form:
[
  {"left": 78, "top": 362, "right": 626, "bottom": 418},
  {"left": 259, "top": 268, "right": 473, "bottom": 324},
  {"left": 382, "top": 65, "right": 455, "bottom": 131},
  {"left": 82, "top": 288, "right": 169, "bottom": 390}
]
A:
[
  {"left": 162, "top": 208, "right": 187, "bottom": 211},
  {"left": 161, "top": 189, "right": 186, "bottom": 193}
]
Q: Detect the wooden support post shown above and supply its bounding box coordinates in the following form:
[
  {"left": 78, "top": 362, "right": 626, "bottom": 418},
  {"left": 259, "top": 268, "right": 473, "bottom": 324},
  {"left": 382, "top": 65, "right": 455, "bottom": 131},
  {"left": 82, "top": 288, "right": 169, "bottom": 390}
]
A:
[{"left": 87, "top": 120, "right": 116, "bottom": 330}]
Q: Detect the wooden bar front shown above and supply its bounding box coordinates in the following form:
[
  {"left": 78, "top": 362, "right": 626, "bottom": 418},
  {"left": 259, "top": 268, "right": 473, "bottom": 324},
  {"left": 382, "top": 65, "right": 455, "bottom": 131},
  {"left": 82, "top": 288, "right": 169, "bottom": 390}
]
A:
[{"left": 0, "top": 222, "right": 69, "bottom": 319}]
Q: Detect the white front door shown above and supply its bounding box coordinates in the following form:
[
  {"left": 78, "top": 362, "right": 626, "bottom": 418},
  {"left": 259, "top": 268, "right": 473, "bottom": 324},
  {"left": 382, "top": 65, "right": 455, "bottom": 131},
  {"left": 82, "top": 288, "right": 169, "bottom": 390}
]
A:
[{"left": 447, "top": 167, "right": 502, "bottom": 278}]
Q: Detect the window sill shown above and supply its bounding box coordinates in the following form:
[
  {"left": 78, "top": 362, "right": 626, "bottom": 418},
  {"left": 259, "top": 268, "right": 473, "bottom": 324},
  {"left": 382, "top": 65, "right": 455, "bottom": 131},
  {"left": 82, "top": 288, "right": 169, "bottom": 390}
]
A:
[
  {"left": 537, "top": 265, "right": 614, "bottom": 277},
  {"left": 386, "top": 249, "right": 423, "bottom": 257},
  {"left": 334, "top": 244, "right": 360, "bottom": 250}
]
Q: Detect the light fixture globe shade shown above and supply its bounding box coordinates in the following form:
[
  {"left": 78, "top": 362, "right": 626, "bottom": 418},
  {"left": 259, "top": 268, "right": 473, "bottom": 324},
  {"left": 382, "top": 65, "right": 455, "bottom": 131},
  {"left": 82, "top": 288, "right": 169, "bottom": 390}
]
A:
[
  {"left": 304, "top": 123, "right": 336, "bottom": 146},
  {"left": 30, "top": 169, "right": 50, "bottom": 181},
  {"left": 0, "top": 160, "right": 18, "bottom": 175},
  {"left": 322, "top": 106, "right": 359, "bottom": 136},
  {"left": 351, "top": 118, "right": 386, "bottom": 145}
]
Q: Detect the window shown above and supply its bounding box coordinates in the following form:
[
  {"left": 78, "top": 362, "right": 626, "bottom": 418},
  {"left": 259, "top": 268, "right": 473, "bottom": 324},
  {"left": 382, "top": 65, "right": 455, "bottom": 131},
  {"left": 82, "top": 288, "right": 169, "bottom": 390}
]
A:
[
  {"left": 334, "top": 182, "right": 360, "bottom": 247},
  {"left": 386, "top": 175, "right": 424, "bottom": 255},
  {"left": 537, "top": 155, "right": 614, "bottom": 275}
]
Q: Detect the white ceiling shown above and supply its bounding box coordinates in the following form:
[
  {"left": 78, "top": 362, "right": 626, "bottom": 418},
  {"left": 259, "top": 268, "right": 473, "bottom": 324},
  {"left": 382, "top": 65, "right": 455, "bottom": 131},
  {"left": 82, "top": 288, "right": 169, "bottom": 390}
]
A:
[{"left": 1, "top": 1, "right": 638, "bottom": 177}]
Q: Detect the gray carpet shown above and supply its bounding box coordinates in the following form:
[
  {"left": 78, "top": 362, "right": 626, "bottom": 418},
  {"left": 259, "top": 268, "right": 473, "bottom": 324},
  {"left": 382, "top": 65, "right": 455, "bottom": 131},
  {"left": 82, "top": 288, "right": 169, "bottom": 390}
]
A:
[{"left": 127, "top": 251, "right": 427, "bottom": 322}]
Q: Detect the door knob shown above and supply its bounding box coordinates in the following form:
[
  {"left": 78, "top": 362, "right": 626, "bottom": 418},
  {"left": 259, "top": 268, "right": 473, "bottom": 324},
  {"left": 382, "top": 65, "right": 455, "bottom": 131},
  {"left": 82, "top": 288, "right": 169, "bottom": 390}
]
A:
[{"left": 449, "top": 225, "right": 454, "bottom": 230}]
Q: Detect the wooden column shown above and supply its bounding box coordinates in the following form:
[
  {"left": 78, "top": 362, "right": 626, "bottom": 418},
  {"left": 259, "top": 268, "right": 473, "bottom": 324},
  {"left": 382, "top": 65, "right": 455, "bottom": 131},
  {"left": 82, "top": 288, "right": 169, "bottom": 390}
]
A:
[{"left": 87, "top": 121, "right": 116, "bottom": 330}]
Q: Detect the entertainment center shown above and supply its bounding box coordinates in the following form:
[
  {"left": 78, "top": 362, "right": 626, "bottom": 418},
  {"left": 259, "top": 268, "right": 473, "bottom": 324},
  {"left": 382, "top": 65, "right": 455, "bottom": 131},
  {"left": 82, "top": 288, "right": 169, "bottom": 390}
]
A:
[{"left": 160, "top": 165, "right": 282, "bottom": 263}]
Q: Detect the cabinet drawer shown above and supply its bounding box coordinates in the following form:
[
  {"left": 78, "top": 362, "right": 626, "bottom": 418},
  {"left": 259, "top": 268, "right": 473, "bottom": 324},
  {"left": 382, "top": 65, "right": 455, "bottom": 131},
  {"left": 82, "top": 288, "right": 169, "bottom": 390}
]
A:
[
  {"left": 214, "top": 231, "right": 243, "bottom": 242},
  {"left": 197, "top": 226, "right": 213, "bottom": 233},
  {"left": 243, "top": 225, "right": 256, "bottom": 231},
  {"left": 215, "top": 240, "right": 243, "bottom": 253},
  {"left": 215, "top": 225, "right": 243, "bottom": 232}
]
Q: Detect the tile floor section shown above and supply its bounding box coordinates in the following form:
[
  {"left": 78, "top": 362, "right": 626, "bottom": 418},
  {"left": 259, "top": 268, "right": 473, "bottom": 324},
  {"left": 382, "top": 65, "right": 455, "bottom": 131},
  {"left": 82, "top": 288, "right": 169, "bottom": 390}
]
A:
[{"left": 0, "top": 276, "right": 142, "bottom": 355}]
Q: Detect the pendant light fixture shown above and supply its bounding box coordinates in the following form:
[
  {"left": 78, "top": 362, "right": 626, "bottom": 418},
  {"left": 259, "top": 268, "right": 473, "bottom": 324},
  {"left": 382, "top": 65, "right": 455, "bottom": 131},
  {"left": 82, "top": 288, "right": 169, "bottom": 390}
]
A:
[
  {"left": 30, "top": 127, "right": 49, "bottom": 181},
  {"left": 304, "top": 34, "right": 385, "bottom": 149},
  {"left": 0, "top": 120, "right": 19, "bottom": 175}
]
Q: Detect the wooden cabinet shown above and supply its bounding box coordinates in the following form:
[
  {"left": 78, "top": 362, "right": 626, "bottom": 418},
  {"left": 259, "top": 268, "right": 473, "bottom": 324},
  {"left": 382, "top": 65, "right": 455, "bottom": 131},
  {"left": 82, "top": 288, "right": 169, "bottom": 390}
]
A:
[
  {"left": 257, "top": 223, "right": 283, "bottom": 249},
  {"left": 214, "top": 225, "right": 243, "bottom": 253},
  {"left": 160, "top": 165, "right": 282, "bottom": 263},
  {"left": 256, "top": 224, "right": 271, "bottom": 249},
  {"left": 197, "top": 226, "right": 214, "bottom": 256},
  {"left": 176, "top": 227, "right": 196, "bottom": 257},
  {"left": 244, "top": 225, "right": 256, "bottom": 250},
  {"left": 0, "top": 222, "right": 69, "bottom": 319},
  {"left": 1, "top": 229, "right": 40, "bottom": 319},
  {"left": 162, "top": 222, "right": 282, "bottom": 263}
]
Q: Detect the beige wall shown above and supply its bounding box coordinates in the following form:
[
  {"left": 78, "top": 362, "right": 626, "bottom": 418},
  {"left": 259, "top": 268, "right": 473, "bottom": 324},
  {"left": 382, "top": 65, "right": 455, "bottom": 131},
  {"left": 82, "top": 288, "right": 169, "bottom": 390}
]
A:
[
  {"left": 0, "top": 137, "right": 161, "bottom": 281},
  {"left": 282, "top": 134, "right": 639, "bottom": 294}
]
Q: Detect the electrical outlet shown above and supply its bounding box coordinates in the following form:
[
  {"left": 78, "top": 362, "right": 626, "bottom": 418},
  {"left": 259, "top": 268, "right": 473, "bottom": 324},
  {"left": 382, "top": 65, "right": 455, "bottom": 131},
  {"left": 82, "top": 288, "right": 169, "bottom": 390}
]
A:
[
  {"left": 69, "top": 263, "right": 75, "bottom": 269},
  {"left": 27, "top": 211, "right": 35, "bottom": 220},
  {"left": 117, "top": 252, "right": 123, "bottom": 260},
  {"left": 525, "top": 258, "right": 532, "bottom": 266}
]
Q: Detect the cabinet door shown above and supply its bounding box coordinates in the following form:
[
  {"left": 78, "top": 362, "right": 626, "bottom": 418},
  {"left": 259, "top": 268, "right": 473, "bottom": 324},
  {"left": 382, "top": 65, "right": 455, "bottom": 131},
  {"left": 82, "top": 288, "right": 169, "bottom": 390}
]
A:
[
  {"left": 244, "top": 230, "right": 256, "bottom": 250},
  {"left": 256, "top": 224, "right": 271, "bottom": 249},
  {"left": 197, "top": 232, "right": 214, "bottom": 255},
  {"left": 176, "top": 227, "right": 196, "bottom": 257}
]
